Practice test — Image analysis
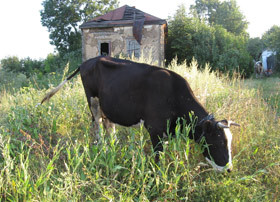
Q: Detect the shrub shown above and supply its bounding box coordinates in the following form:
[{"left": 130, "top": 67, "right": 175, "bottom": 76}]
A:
[
  {"left": 0, "top": 56, "right": 43, "bottom": 76},
  {"left": 166, "top": 5, "right": 254, "bottom": 77}
]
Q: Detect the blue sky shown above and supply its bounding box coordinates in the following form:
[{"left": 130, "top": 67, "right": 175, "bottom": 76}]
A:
[{"left": 0, "top": 0, "right": 279, "bottom": 60}]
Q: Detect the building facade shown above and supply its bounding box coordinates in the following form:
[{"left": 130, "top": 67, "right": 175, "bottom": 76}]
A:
[{"left": 80, "top": 5, "right": 167, "bottom": 66}]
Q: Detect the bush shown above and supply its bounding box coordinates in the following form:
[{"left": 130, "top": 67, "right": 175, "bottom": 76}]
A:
[
  {"left": 43, "top": 53, "right": 62, "bottom": 73},
  {"left": 1, "top": 50, "right": 82, "bottom": 79},
  {"left": 0, "top": 56, "right": 22, "bottom": 72},
  {"left": 0, "top": 69, "right": 29, "bottom": 92},
  {"left": 1, "top": 56, "right": 43, "bottom": 76},
  {"left": 166, "top": 5, "right": 254, "bottom": 77}
]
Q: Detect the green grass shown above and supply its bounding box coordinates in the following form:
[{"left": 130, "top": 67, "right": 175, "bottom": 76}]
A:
[
  {"left": 0, "top": 59, "right": 279, "bottom": 201},
  {"left": 244, "top": 75, "right": 280, "bottom": 115}
]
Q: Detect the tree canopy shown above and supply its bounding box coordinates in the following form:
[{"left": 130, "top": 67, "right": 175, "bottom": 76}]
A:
[
  {"left": 190, "top": 0, "right": 248, "bottom": 35},
  {"left": 262, "top": 25, "right": 280, "bottom": 67},
  {"left": 166, "top": 5, "right": 252, "bottom": 76},
  {"left": 247, "top": 37, "right": 263, "bottom": 61},
  {"left": 40, "top": 0, "right": 119, "bottom": 55},
  {"left": 262, "top": 25, "right": 280, "bottom": 52}
]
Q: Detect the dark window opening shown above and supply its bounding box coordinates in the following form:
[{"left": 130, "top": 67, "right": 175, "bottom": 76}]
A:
[{"left": 100, "top": 42, "right": 109, "bottom": 56}]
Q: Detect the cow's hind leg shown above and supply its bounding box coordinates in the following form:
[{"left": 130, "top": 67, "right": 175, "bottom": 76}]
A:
[
  {"left": 90, "top": 97, "right": 116, "bottom": 143},
  {"left": 102, "top": 111, "right": 116, "bottom": 136},
  {"left": 90, "top": 97, "right": 103, "bottom": 143}
]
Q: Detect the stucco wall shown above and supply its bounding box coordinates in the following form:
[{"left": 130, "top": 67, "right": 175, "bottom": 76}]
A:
[{"left": 82, "top": 24, "right": 165, "bottom": 66}]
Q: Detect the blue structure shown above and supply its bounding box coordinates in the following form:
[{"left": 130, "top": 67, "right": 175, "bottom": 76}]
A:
[{"left": 261, "top": 49, "right": 276, "bottom": 72}]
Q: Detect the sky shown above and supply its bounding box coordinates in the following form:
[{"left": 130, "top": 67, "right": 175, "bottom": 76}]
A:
[{"left": 0, "top": 0, "right": 279, "bottom": 60}]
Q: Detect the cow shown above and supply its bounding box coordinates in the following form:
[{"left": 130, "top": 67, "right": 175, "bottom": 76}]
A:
[
  {"left": 41, "top": 56, "right": 239, "bottom": 172},
  {"left": 254, "top": 61, "right": 263, "bottom": 78}
]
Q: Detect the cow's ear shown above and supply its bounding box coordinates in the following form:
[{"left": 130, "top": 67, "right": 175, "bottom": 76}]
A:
[{"left": 202, "top": 120, "right": 213, "bottom": 133}]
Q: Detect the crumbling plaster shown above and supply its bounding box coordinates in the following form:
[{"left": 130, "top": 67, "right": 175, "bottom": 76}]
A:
[{"left": 82, "top": 24, "right": 165, "bottom": 66}]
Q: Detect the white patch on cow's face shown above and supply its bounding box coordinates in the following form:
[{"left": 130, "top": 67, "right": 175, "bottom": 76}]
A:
[
  {"left": 206, "top": 128, "right": 233, "bottom": 172},
  {"left": 224, "top": 128, "right": 233, "bottom": 168}
]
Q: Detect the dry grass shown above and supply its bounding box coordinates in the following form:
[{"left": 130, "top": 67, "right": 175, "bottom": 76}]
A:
[{"left": 0, "top": 58, "right": 279, "bottom": 201}]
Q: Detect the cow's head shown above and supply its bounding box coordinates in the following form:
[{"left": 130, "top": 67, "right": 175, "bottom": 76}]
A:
[{"left": 197, "top": 115, "right": 239, "bottom": 172}]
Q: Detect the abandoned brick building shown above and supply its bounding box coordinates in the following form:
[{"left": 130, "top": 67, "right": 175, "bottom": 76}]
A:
[{"left": 80, "top": 5, "right": 167, "bottom": 66}]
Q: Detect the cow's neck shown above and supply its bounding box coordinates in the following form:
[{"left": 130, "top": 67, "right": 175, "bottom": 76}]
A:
[{"left": 190, "top": 110, "right": 209, "bottom": 142}]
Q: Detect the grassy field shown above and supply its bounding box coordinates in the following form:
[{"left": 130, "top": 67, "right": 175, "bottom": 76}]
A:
[
  {"left": 244, "top": 75, "right": 280, "bottom": 115},
  {"left": 0, "top": 59, "right": 279, "bottom": 201}
]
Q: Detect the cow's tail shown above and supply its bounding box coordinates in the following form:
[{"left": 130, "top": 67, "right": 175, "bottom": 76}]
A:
[{"left": 41, "top": 67, "right": 80, "bottom": 104}]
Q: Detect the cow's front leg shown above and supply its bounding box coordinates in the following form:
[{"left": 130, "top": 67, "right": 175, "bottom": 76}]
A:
[{"left": 148, "top": 131, "right": 163, "bottom": 163}]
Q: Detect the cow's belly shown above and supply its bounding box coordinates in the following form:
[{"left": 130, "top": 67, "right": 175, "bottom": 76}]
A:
[
  {"left": 101, "top": 101, "right": 144, "bottom": 127},
  {"left": 98, "top": 87, "right": 146, "bottom": 127}
]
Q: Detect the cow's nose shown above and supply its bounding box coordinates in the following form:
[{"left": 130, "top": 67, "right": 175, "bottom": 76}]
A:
[{"left": 227, "top": 168, "right": 232, "bottom": 173}]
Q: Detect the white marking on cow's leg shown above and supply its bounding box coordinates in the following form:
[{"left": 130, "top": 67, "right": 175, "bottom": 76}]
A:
[
  {"left": 90, "top": 97, "right": 117, "bottom": 143},
  {"left": 102, "top": 113, "right": 116, "bottom": 140},
  {"left": 90, "top": 97, "right": 102, "bottom": 142}
]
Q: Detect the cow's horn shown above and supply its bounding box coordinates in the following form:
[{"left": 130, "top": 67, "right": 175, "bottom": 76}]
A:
[
  {"left": 228, "top": 121, "right": 240, "bottom": 127},
  {"left": 217, "top": 122, "right": 229, "bottom": 129}
]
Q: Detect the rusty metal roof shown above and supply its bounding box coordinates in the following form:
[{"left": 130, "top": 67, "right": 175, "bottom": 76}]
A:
[{"left": 80, "top": 5, "right": 166, "bottom": 29}]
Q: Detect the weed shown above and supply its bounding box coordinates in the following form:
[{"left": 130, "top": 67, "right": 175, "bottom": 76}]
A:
[{"left": 0, "top": 59, "right": 279, "bottom": 201}]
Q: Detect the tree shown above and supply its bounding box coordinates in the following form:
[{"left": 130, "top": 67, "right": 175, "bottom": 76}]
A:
[
  {"left": 1, "top": 56, "right": 22, "bottom": 72},
  {"left": 262, "top": 25, "right": 280, "bottom": 52},
  {"left": 190, "top": 0, "right": 220, "bottom": 20},
  {"left": 1, "top": 56, "right": 43, "bottom": 76},
  {"left": 191, "top": 0, "right": 248, "bottom": 35},
  {"left": 247, "top": 37, "right": 263, "bottom": 61},
  {"left": 41, "top": 0, "right": 119, "bottom": 55},
  {"left": 166, "top": 5, "right": 253, "bottom": 76},
  {"left": 262, "top": 25, "right": 280, "bottom": 70},
  {"left": 166, "top": 5, "right": 194, "bottom": 64}
]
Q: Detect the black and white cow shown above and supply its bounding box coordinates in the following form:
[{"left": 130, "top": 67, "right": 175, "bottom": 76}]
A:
[
  {"left": 254, "top": 61, "right": 264, "bottom": 78},
  {"left": 41, "top": 56, "right": 239, "bottom": 172}
]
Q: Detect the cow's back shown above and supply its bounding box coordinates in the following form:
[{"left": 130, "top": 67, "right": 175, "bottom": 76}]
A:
[{"left": 80, "top": 56, "right": 206, "bottom": 129}]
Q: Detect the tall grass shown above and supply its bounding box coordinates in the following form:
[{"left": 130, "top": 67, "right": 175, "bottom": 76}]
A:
[
  {"left": 244, "top": 76, "right": 280, "bottom": 114},
  {"left": 0, "top": 59, "right": 279, "bottom": 201}
]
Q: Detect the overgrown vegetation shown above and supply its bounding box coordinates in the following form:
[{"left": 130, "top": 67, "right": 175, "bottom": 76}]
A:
[
  {"left": 2, "top": 0, "right": 280, "bottom": 78},
  {"left": 0, "top": 0, "right": 279, "bottom": 200},
  {"left": 166, "top": 6, "right": 252, "bottom": 76},
  {"left": 166, "top": 1, "right": 280, "bottom": 76},
  {"left": 0, "top": 50, "right": 81, "bottom": 84},
  {"left": 0, "top": 58, "right": 279, "bottom": 201},
  {"left": 244, "top": 76, "right": 280, "bottom": 115}
]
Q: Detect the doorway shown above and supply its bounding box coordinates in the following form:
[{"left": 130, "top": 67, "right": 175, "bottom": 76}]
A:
[{"left": 100, "top": 42, "right": 110, "bottom": 56}]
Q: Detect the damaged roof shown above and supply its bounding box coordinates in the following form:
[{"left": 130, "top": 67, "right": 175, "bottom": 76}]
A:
[{"left": 80, "top": 5, "right": 166, "bottom": 29}]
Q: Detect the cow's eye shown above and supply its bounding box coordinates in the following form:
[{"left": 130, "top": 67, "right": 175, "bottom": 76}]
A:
[{"left": 220, "top": 141, "right": 226, "bottom": 146}]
